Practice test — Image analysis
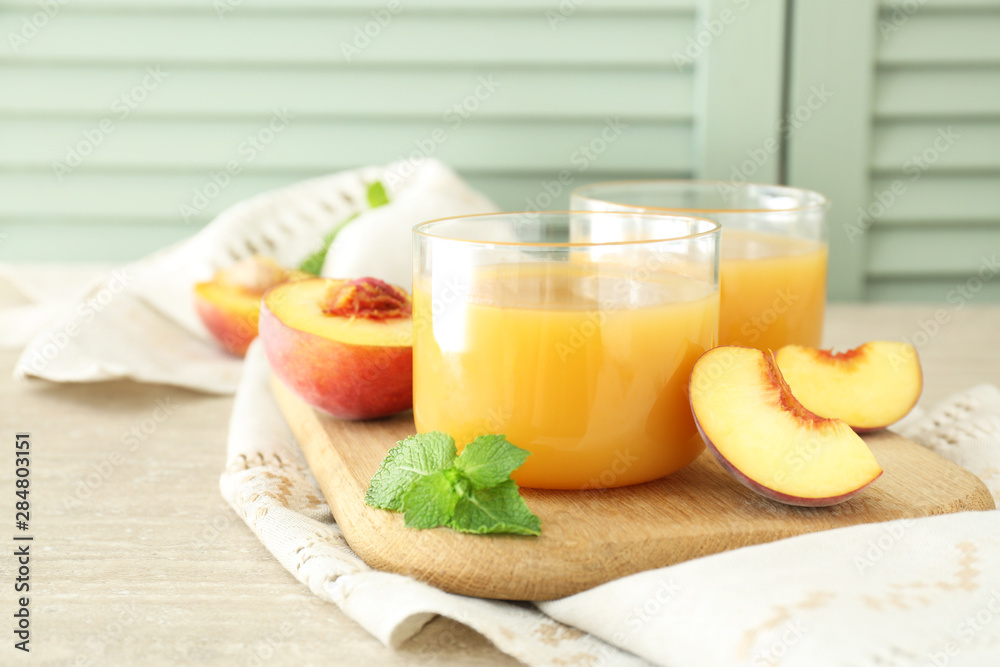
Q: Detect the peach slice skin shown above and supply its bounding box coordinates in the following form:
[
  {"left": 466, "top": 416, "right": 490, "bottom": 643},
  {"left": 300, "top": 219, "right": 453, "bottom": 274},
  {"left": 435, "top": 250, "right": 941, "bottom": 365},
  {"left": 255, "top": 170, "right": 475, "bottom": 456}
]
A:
[
  {"left": 259, "top": 278, "right": 412, "bottom": 420},
  {"left": 193, "top": 282, "right": 261, "bottom": 357},
  {"left": 775, "top": 342, "right": 923, "bottom": 432},
  {"left": 194, "top": 257, "right": 310, "bottom": 358},
  {"left": 689, "top": 346, "right": 883, "bottom": 507}
]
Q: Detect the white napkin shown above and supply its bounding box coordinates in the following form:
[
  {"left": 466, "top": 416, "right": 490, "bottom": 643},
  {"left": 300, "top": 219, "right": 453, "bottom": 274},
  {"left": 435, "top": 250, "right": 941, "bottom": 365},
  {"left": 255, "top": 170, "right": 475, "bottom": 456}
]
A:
[
  {"left": 0, "top": 263, "right": 110, "bottom": 349},
  {"left": 5, "top": 159, "right": 496, "bottom": 393},
  {"left": 220, "top": 342, "right": 645, "bottom": 667},
  {"left": 898, "top": 384, "right": 1000, "bottom": 504},
  {"left": 222, "top": 344, "right": 1000, "bottom": 666}
]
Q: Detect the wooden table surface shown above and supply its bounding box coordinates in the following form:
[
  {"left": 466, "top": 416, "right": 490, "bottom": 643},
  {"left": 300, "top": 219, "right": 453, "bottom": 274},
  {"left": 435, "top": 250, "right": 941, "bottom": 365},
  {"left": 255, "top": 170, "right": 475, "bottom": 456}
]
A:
[{"left": 3, "top": 304, "right": 999, "bottom": 666}]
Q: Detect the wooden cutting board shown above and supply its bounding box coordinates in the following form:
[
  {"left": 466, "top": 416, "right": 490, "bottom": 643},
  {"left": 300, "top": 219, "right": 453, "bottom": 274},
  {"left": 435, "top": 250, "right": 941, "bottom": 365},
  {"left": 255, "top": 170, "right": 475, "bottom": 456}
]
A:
[{"left": 271, "top": 377, "right": 995, "bottom": 601}]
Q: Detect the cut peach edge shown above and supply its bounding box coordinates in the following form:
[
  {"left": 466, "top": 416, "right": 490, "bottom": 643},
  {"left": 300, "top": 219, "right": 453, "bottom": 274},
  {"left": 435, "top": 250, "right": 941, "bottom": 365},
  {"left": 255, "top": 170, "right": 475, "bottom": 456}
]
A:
[
  {"left": 258, "top": 295, "right": 413, "bottom": 355},
  {"left": 194, "top": 280, "right": 266, "bottom": 311},
  {"left": 694, "top": 417, "right": 882, "bottom": 507},
  {"left": 689, "top": 345, "right": 884, "bottom": 506},
  {"left": 854, "top": 343, "right": 923, "bottom": 432},
  {"left": 192, "top": 294, "right": 262, "bottom": 358},
  {"left": 258, "top": 300, "right": 413, "bottom": 420},
  {"left": 775, "top": 342, "right": 924, "bottom": 433},
  {"left": 761, "top": 348, "right": 831, "bottom": 426},
  {"left": 262, "top": 278, "right": 413, "bottom": 347}
]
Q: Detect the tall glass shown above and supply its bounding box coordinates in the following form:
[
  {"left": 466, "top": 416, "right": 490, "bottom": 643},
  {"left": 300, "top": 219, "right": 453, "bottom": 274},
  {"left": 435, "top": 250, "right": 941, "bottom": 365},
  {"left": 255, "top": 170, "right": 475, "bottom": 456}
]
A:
[
  {"left": 412, "top": 211, "right": 720, "bottom": 490},
  {"left": 572, "top": 181, "right": 829, "bottom": 350}
]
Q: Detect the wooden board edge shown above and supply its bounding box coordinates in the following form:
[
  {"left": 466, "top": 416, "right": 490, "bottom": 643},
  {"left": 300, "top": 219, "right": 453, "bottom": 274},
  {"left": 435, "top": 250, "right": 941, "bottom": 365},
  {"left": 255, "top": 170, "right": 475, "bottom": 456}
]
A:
[
  {"left": 269, "top": 375, "right": 579, "bottom": 599},
  {"left": 863, "top": 430, "right": 996, "bottom": 513},
  {"left": 271, "top": 376, "right": 998, "bottom": 600}
]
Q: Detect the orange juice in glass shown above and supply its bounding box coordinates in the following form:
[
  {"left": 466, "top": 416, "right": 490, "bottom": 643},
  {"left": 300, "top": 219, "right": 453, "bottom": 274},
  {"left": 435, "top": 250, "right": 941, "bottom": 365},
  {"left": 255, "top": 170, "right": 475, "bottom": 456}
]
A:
[
  {"left": 572, "top": 182, "right": 829, "bottom": 350},
  {"left": 412, "top": 212, "right": 720, "bottom": 489}
]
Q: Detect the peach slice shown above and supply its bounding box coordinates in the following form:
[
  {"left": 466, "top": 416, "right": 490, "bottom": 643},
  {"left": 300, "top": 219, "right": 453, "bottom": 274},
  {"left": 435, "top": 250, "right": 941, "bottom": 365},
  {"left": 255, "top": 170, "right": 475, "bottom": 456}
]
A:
[
  {"left": 689, "top": 346, "right": 882, "bottom": 506},
  {"left": 193, "top": 255, "right": 305, "bottom": 357},
  {"left": 259, "top": 277, "right": 412, "bottom": 420},
  {"left": 775, "top": 342, "right": 922, "bottom": 432}
]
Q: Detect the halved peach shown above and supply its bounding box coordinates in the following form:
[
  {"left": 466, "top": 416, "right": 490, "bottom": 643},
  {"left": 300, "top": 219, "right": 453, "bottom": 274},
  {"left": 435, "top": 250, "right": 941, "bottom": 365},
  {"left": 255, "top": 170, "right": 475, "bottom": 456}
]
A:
[
  {"left": 193, "top": 255, "right": 305, "bottom": 357},
  {"left": 689, "top": 346, "right": 882, "bottom": 506},
  {"left": 775, "top": 342, "right": 922, "bottom": 432},
  {"left": 259, "top": 277, "right": 412, "bottom": 420}
]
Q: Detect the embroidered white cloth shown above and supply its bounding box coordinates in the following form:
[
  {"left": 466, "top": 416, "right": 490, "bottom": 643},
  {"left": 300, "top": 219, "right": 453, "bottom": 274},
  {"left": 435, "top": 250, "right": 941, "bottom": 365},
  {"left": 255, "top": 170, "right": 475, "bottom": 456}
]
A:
[
  {"left": 1, "top": 159, "right": 495, "bottom": 393},
  {"left": 4, "top": 162, "right": 999, "bottom": 665},
  {"left": 222, "top": 342, "right": 1000, "bottom": 666}
]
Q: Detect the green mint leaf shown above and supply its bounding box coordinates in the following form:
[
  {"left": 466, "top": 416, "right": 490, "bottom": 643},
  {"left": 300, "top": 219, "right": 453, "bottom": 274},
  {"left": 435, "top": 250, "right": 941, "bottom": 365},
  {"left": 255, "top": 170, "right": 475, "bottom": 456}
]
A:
[
  {"left": 298, "top": 212, "right": 358, "bottom": 275},
  {"left": 366, "top": 180, "right": 389, "bottom": 208},
  {"left": 298, "top": 180, "right": 390, "bottom": 275},
  {"left": 364, "top": 432, "right": 457, "bottom": 511},
  {"left": 454, "top": 434, "right": 530, "bottom": 490},
  {"left": 401, "top": 470, "right": 459, "bottom": 529},
  {"left": 449, "top": 480, "right": 541, "bottom": 536}
]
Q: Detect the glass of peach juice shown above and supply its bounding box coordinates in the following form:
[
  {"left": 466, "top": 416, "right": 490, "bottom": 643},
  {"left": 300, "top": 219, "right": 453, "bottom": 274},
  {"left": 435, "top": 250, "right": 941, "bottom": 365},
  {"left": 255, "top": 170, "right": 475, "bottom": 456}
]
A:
[
  {"left": 572, "top": 182, "right": 829, "bottom": 350},
  {"left": 411, "top": 211, "right": 720, "bottom": 490}
]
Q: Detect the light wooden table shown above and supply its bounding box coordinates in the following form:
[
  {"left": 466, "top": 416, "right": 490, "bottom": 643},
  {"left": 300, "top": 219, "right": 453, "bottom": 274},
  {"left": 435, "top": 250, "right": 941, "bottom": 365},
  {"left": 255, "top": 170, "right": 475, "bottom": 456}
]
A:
[{"left": 3, "top": 304, "right": 999, "bottom": 666}]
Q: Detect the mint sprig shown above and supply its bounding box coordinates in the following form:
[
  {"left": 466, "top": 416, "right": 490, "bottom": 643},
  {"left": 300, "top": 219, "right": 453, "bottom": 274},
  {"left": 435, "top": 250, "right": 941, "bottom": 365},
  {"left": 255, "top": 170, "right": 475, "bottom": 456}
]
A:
[
  {"left": 298, "top": 180, "right": 390, "bottom": 275},
  {"left": 454, "top": 434, "right": 529, "bottom": 489},
  {"left": 450, "top": 480, "right": 541, "bottom": 535},
  {"left": 365, "top": 432, "right": 541, "bottom": 536},
  {"left": 365, "top": 431, "right": 456, "bottom": 511}
]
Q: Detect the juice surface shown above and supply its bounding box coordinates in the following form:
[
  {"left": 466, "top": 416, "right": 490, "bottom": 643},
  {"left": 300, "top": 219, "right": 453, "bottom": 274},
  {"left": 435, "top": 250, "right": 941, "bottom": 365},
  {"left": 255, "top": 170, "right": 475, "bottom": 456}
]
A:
[
  {"left": 719, "top": 229, "right": 827, "bottom": 350},
  {"left": 413, "top": 262, "right": 718, "bottom": 489}
]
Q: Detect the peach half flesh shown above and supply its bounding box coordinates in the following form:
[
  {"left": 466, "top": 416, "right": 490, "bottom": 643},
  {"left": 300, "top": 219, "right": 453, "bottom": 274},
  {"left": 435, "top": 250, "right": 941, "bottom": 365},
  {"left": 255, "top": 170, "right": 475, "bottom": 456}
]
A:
[
  {"left": 774, "top": 342, "right": 922, "bottom": 432},
  {"left": 194, "top": 255, "right": 304, "bottom": 357},
  {"left": 259, "top": 277, "right": 413, "bottom": 420},
  {"left": 689, "top": 346, "right": 882, "bottom": 507}
]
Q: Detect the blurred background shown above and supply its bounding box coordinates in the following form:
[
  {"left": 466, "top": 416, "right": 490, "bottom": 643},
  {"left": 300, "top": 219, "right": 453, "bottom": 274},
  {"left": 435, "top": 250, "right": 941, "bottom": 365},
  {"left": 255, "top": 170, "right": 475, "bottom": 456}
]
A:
[{"left": 0, "top": 0, "right": 997, "bottom": 302}]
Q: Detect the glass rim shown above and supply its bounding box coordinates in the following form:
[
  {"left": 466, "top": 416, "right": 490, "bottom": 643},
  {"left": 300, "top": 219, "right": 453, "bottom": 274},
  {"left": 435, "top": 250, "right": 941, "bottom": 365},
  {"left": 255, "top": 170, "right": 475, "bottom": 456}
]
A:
[
  {"left": 412, "top": 210, "right": 721, "bottom": 248},
  {"left": 572, "top": 179, "right": 830, "bottom": 214}
]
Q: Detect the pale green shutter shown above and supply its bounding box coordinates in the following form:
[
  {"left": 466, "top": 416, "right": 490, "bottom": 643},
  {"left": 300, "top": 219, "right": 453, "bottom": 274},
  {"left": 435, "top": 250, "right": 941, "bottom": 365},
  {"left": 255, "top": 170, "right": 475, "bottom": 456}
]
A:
[
  {"left": 787, "top": 0, "right": 1000, "bottom": 301},
  {"left": 0, "top": 0, "right": 706, "bottom": 261},
  {"left": 9, "top": 0, "right": 990, "bottom": 303}
]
